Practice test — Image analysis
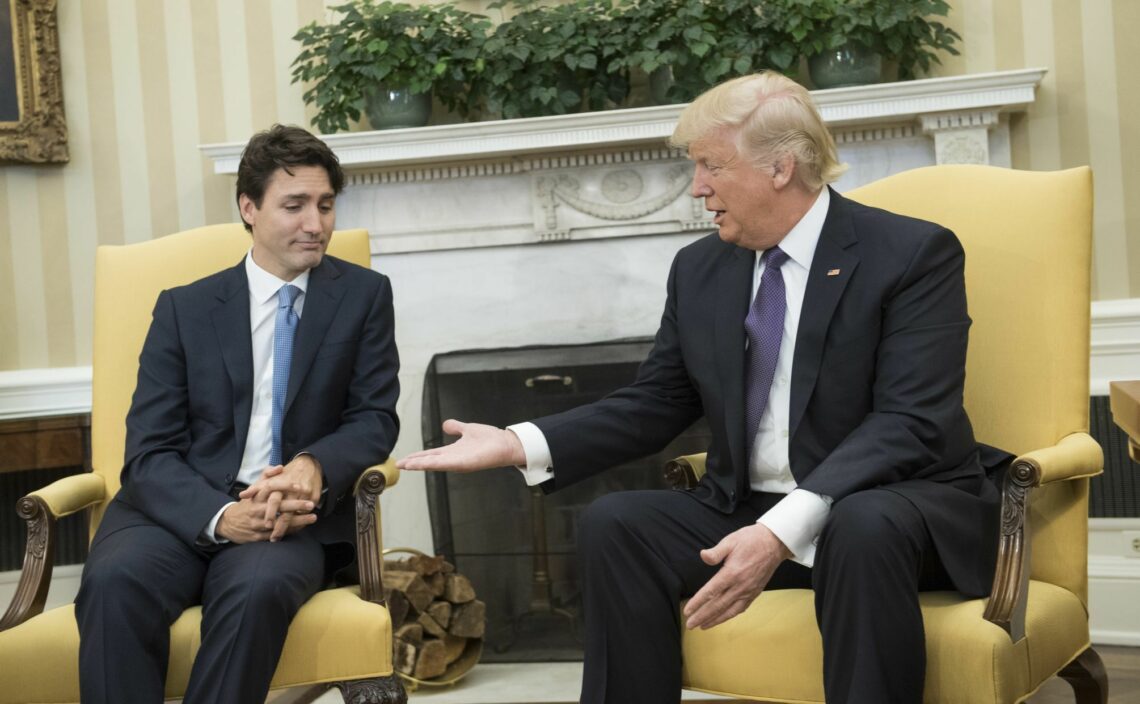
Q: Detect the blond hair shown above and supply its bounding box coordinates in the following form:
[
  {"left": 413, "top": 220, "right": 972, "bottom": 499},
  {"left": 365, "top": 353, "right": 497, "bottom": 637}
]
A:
[{"left": 670, "top": 72, "right": 846, "bottom": 190}]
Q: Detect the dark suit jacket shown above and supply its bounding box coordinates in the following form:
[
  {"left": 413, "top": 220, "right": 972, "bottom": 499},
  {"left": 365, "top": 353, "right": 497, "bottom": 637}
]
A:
[
  {"left": 99, "top": 254, "right": 400, "bottom": 562},
  {"left": 533, "top": 190, "right": 1004, "bottom": 597}
]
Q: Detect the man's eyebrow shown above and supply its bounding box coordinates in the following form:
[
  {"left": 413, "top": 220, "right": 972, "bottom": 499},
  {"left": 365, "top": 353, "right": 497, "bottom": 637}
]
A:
[{"left": 279, "top": 191, "right": 336, "bottom": 201}]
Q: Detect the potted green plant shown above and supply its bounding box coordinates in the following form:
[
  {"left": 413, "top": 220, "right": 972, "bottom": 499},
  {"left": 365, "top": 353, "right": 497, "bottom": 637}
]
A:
[
  {"left": 292, "top": 0, "right": 489, "bottom": 133},
  {"left": 476, "top": 0, "right": 629, "bottom": 119},
  {"left": 766, "top": 0, "right": 960, "bottom": 89},
  {"left": 612, "top": 0, "right": 792, "bottom": 104}
]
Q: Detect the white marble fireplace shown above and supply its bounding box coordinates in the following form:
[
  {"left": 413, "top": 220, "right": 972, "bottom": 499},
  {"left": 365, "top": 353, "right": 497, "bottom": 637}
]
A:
[{"left": 203, "top": 68, "right": 1046, "bottom": 555}]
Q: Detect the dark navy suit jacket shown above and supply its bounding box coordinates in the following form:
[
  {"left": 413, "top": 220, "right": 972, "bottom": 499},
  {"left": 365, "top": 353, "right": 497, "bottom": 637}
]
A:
[
  {"left": 99, "top": 254, "right": 400, "bottom": 563},
  {"left": 533, "top": 190, "right": 1005, "bottom": 597}
]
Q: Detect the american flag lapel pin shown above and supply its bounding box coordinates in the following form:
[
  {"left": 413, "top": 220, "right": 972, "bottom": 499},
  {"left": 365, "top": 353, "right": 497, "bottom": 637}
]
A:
[{"left": 827, "top": 268, "right": 841, "bottom": 276}]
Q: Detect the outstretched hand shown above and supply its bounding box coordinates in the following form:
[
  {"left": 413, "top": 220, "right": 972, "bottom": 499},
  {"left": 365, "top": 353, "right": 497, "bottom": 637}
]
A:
[
  {"left": 397, "top": 419, "right": 527, "bottom": 472},
  {"left": 682, "top": 523, "right": 792, "bottom": 630}
]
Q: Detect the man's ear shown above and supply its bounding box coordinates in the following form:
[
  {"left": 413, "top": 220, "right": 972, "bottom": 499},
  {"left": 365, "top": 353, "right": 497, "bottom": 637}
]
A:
[
  {"left": 238, "top": 193, "right": 257, "bottom": 229},
  {"left": 771, "top": 154, "right": 796, "bottom": 190}
]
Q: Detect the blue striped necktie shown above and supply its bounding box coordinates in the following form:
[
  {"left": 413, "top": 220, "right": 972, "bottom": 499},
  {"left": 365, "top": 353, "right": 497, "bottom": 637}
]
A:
[{"left": 270, "top": 284, "right": 301, "bottom": 466}]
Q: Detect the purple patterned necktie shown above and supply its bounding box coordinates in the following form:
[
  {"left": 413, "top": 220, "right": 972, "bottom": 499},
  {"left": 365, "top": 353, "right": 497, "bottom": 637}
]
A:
[{"left": 744, "top": 247, "right": 789, "bottom": 451}]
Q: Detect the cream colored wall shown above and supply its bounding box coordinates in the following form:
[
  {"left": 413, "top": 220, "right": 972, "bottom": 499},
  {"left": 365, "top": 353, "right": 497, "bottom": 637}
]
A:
[
  {"left": 940, "top": 0, "right": 1140, "bottom": 301},
  {"left": 1, "top": 0, "right": 1137, "bottom": 371},
  {"left": 0, "top": 0, "right": 327, "bottom": 371}
]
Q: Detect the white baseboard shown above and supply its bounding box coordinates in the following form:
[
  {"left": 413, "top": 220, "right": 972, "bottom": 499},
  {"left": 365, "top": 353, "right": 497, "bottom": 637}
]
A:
[{"left": 1088, "top": 518, "right": 1140, "bottom": 645}]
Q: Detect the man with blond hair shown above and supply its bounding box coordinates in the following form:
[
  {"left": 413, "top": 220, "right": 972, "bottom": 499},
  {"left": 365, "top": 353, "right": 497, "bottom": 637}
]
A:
[{"left": 401, "top": 72, "right": 1005, "bottom": 703}]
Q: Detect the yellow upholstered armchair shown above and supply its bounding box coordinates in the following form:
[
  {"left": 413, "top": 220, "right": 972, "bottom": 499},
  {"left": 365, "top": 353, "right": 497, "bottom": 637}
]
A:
[
  {"left": 667, "top": 165, "right": 1107, "bottom": 703},
  {"left": 0, "top": 225, "right": 407, "bottom": 704}
]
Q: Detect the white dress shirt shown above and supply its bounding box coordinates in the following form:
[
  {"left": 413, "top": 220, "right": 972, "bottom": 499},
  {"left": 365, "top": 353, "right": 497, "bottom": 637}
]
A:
[
  {"left": 510, "top": 189, "right": 833, "bottom": 567},
  {"left": 203, "top": 252, "right": 309, "bottom": 542}
]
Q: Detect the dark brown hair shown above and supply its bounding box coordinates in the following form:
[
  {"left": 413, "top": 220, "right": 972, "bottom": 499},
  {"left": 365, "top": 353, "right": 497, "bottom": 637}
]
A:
[{"left": 235, "top": 124, "right": 345, "bottom": 231}]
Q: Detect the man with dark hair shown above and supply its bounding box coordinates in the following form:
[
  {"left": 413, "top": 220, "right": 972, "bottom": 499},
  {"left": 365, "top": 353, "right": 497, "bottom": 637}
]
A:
[{"left": 75, "top": 124, "right": 400, "bottom": 704}]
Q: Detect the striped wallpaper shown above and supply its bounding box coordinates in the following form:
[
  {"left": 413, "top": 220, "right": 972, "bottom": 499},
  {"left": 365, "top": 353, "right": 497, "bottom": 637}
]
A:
[{"left": 0, "top": 0, "right": 1137, "bottom": 371}]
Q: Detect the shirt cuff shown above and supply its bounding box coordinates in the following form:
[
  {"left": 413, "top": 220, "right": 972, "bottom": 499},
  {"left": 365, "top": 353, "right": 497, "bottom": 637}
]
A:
[
  {"left": 756, "top": 489, "right": 831, "bottom": 567},
  {"left": 507, "top": 422, "right": 554, "bottom": 486},
  {"left": 201, "top": 502, "right": 235, "bottom": 545}
]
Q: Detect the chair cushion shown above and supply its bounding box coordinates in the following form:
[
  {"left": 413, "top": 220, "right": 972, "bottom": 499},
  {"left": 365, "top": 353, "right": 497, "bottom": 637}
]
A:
[
  {"left": 680, "top": 581, "right": 1089, "bottom": 703},
  {"left": 0, "top": 586, "right": 392, "bottom": 703}
]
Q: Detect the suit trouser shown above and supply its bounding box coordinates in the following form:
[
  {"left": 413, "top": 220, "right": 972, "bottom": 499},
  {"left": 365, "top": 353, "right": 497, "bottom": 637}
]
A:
[
  {"left": 576, "top": 487, "right": 955, "bottom": 704},
  {"left": 75, "top": 506, "right": 325, "bottom": 704}
]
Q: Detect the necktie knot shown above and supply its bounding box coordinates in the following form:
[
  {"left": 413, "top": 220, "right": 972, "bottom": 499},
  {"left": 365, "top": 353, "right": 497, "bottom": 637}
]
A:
[
  {"left": 762, "top": 247, "right": 789, "bottom": 270},
  {"left": 278, "top": 284, "right": 301, "bottom": 309}
]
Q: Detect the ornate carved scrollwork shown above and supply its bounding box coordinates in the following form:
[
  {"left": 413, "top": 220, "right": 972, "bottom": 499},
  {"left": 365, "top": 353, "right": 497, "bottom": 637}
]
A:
[
  {"left": 536, "top": 165, "right": 690, "bottom": 225},
  {"left": 336, "top": 675, "right": 408, "bottom": 704},
  {"left": 663, "top": 458, "right": 699, "bottom": 490},
  {"left": 1, "top": 0, "right": 69, "bottom": 163},
  {"left": 17, "top": 496, "right": 48, "bottom": 558},
  {"left": 354, "top": 468, "right": 389, "bottom": 605},
  {"left": 999, "top": 461, "right": 1035, "bottom": 535},
  {"left": 0, "top": 496, "right": 56, "bottom": 631},
  {"left": 982, "top": 459, "right": 1040, "bottom": 641}
]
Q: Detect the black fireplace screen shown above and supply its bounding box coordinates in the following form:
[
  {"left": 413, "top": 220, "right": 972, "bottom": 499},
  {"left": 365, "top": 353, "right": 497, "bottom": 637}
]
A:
[{"left": 421, "top": 338, "right": 711, "bottom": 661}]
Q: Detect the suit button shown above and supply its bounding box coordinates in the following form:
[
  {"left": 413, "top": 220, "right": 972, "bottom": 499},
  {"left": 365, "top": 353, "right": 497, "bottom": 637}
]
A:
[
  {"left": 224, "top": 474, "right": 233, "bottom": 483},
  {"left": 730, "top": 490, "right": 737, "bottom": 501}
]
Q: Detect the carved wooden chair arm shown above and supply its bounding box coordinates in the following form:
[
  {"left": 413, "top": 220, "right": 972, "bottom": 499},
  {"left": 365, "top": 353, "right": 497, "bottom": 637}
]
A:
[
  {"left": 0, "top": 473, "right": 107, "bottom": 632},
  {"left": 664, "top": 453, "right": 708, "bottom": 489},
  {"left": 983, "top": 432, "right": 1103, "bottom": 642},
  {"left": 353, "top": 458, "right": 400, "bottom": 606}
]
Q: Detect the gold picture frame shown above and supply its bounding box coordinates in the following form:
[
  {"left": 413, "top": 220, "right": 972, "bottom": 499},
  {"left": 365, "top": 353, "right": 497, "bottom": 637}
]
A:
[{"left": 0, "top": 0, "right": 67, "bottom": 163}]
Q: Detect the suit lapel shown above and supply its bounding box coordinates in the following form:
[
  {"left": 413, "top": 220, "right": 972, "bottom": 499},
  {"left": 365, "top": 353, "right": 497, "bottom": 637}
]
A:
[
  {"left": 715, "top": 245, "right": 755, "bottom": 489},
  {"left": 789, "top": 190, "right": 859, "bottom": 441},
  {"left": 211, "top": 261, "right": 255, "bottom": 455},
  {"left": 285, "top": 257, "right": 346, "bottom": 414}
]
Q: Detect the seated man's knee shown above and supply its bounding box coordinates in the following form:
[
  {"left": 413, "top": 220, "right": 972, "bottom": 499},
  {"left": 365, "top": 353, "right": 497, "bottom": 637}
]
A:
[
  {"left": 76, "top": 557, "right": 176, "bottom": 625},
  {"left": 818, "top": 489, "right": 921, "bottom": 560},
  {"left": 577, "top": 492, "right": 657, "bottom": 559},
  {"left": 237, "top": 571, "right": 308, "bottom": 618}
]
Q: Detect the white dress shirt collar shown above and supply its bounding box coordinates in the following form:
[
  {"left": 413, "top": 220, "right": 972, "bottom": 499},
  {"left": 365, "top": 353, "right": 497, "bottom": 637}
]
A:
[
  {"left": 244, "top": 250, "right": 310, "bottom": 305},
  {"left": 758, "top": 186, "right": 830, "bottom": 272}
]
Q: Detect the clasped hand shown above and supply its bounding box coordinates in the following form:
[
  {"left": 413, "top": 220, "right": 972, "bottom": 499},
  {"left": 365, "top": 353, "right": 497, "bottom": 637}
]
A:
[
  {"left": 217, "top": 455, "right": 323, "bottom": 544},
  {"left": 683, "top": 522, "right": 792, "bottom": 630}
]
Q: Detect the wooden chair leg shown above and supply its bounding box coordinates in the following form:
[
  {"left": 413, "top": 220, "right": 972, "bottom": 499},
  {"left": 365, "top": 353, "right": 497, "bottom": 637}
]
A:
[
  {"left": 1058, "top": 647, "right": 1108, "bottom": 704},
  {"left": 335, "top": 675, "right": 408, "bottom": 704}
]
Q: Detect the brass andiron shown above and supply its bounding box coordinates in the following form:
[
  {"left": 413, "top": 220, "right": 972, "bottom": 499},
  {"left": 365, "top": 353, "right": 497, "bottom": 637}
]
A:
[{"left": 494, "top": 485, "right": 578, "bottom": 653}]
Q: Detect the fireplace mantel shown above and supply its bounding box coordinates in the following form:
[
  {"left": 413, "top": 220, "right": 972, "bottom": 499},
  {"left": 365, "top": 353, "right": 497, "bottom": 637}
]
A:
[{"left": 201, "top": 68, "right": 1044, "bottom": 255}]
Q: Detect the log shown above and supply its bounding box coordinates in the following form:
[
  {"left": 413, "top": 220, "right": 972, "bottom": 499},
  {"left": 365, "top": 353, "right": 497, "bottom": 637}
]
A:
[
  {"left": 386, "top": 555, "right": 481, "bottom": 683},
  {"left": 383, "top": 570, "right": 435, "bottom": 613},
  {"left": 449, "top": 599, "right": 486, "bottom": 639},
  {"left": 418, "top": 612, "right": 447, "bottom": 638},
  {"left": 427, "top": 600, "right": 452, "bottom": 628},
  {"left": 413, "top": 639, "right": 448, "bottom": 680},
  {"left": 442, "top": 634, "right": 467, "bottom": 666},
  {"left": 385, "top": 589, "right": 411, "bottom": 631},
  {"left": 443, "top": 573, "right": 476, "bottom": 604},
  {"left": 425, "top": 570, "right": 446, "bottom": 598},
  {"left": 394, "top": 623, "right": 423, "bottom": 647},
  {"left": 393, "top": 639, "right": 418, "bottom": 676},
  {"left": 387, "top": 553, "right": 446, "bottom": 577}
]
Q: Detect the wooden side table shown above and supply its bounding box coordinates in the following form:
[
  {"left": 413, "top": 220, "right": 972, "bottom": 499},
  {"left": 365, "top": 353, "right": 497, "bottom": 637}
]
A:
[{"left": 1109, "top": 381, "right": 1140, "bottom": 462}]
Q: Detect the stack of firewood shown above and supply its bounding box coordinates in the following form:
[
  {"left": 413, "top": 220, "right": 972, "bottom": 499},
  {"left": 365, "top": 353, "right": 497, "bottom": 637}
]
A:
[{"left": 382, "top": 553, "right": 485, "bottom": 681}]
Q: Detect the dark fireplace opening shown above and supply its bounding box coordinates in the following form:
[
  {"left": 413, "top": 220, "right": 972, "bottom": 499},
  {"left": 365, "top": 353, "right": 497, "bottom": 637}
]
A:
[{"left": 421, "top": 338, "right": 711, "bottom": 662}]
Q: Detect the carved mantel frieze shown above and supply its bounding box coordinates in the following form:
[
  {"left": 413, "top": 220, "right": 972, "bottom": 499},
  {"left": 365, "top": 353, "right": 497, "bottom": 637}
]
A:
[{"left": 201, "top": 69, "right": 1046, "bottom": 254}]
